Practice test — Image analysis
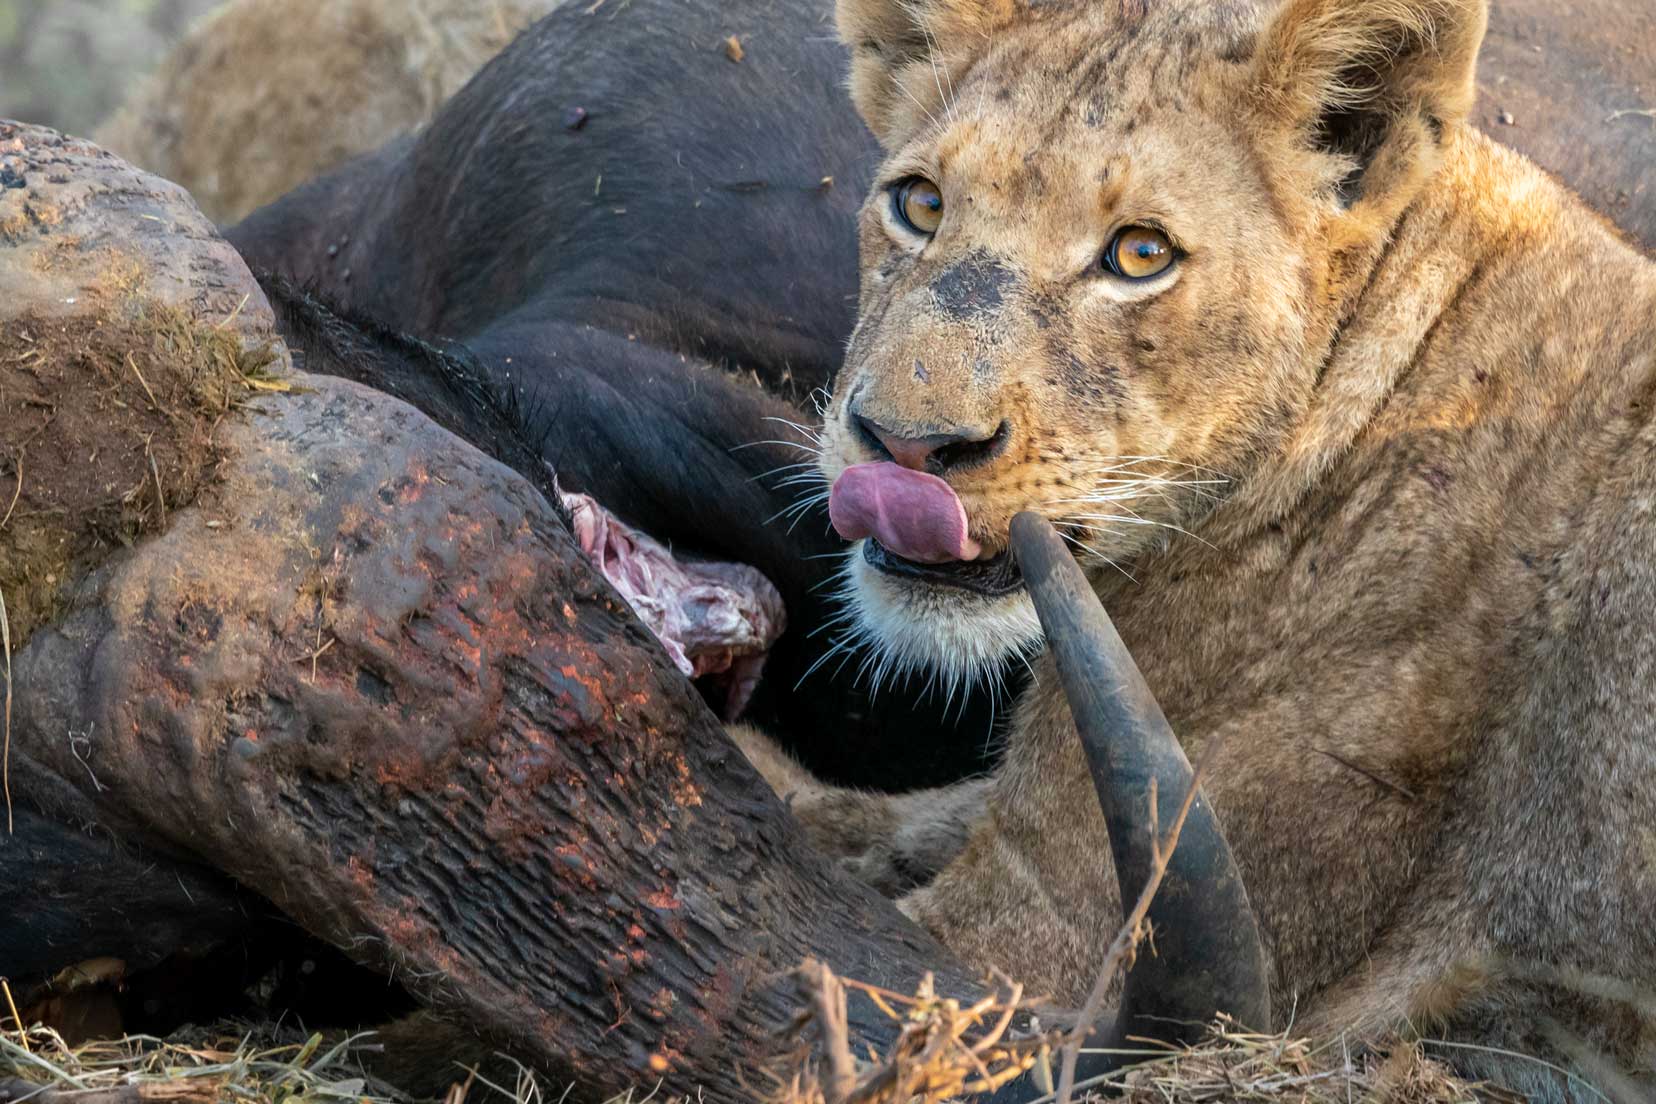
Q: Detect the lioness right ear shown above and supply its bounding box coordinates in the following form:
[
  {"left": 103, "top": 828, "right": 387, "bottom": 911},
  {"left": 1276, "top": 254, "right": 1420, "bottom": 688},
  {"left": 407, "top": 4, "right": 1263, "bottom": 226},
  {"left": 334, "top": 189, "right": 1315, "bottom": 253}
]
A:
[
  {"left": 837, "top": 0, "right": 1020, "bottom": 147},
  {"left": 1250, "top": 0, "right": 1487, "bottom": 219}
]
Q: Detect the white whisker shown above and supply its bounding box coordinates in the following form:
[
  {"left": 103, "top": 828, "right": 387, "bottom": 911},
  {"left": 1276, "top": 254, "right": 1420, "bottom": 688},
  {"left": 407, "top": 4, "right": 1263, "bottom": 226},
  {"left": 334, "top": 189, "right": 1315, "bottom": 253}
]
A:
[
  {"left": 1068, "top": 513, "right": 1212, "bottom": 549},
  {"left": 747, "top": 460, "right": 822, "bottom": 485},
  {"left": 733, "top": 438, "right": 823, "bottom": 458},
  {"left": 892, "top": 71, "right": 945, "bottom": 133},
  {"left": 765, "top": 487, "right": 831, "bottom": 529},
  {"left": 794, "top": 637, "right": 853, "bottom": 691},
  {"left": 791, "top": 549, "right": 1044, "bottom": 707},
  {"left": 919, "top": 23, "right": 958, "bottom": 127},
  {"left": 1060, "top": 530, "right": 1137, "bottom": 583}
]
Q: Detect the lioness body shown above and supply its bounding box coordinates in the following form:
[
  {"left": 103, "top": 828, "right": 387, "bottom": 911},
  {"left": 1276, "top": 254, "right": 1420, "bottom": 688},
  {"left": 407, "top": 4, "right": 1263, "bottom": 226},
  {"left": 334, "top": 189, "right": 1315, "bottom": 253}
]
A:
[
  {"left": 741, "top": 0, "right": 1656, "bottom": 1096},
  {"left": 900, "top": 124, "right": 1656, "bottom": 1007}
]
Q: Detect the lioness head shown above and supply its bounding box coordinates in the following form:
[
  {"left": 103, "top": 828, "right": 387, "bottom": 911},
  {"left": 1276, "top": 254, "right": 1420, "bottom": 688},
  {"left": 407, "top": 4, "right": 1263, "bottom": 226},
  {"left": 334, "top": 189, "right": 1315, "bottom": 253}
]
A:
[{"left": 819, "top": 0, "right": 1487, "bottom": 685}]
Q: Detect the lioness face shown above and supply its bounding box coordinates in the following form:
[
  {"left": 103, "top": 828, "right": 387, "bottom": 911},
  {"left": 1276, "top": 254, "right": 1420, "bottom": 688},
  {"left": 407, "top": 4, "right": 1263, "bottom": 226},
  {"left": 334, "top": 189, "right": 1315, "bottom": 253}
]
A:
[{"left": 821, "top": 5, "right": 1323, "bottom": 683}]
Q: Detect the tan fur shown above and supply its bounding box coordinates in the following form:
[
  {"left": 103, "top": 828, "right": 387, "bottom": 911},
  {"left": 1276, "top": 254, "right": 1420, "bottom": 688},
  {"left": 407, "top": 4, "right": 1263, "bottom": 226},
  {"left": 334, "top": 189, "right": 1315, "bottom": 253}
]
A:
[
  {"left": 742, "top": 0, "right": 1656, "bottom": 1098},
  {"left": 94, "top": 0, "right": 563, "bottom": 224},
  {"left": 727, "top": 724, "right": 990, "bottom": 895}
]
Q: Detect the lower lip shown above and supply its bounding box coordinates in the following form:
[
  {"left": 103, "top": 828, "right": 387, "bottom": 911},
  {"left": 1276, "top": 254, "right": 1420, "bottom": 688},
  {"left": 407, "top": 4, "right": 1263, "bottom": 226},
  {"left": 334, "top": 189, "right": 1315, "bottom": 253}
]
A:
[{"left": 862, "top": 539, "right": 1026, "bottom": 597}]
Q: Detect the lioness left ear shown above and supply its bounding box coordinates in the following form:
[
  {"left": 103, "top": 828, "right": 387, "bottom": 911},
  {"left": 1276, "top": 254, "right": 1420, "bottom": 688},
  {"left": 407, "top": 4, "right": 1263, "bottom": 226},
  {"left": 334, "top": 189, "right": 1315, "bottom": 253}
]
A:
[
  {"left": 837, "top": 0, "right": 1024, "bottom": 148},
  {"left": 1250, "top": 0, "right": 1488, "bottom": 217}
]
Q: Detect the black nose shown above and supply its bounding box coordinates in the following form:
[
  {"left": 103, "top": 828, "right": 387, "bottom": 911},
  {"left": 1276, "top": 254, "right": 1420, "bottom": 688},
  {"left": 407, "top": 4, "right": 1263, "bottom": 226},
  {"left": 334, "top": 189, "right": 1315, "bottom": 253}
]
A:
[{"left": 852, "top": 411, "right": 1011, "bottom": 476}]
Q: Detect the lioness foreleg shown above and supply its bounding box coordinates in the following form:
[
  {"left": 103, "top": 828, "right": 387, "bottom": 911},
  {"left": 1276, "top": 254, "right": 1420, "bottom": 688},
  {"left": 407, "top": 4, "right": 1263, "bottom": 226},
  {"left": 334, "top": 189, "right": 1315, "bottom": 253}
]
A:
[{"left": 726, "top": 723, "right": 990, "bottom": 895}]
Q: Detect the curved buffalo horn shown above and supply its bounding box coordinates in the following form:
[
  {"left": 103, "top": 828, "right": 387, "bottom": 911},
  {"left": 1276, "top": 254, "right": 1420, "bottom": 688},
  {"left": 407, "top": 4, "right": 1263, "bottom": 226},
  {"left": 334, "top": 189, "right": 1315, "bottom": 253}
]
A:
[{"left": 998, "top": 512, "right": 1270, "bottom": 1098}]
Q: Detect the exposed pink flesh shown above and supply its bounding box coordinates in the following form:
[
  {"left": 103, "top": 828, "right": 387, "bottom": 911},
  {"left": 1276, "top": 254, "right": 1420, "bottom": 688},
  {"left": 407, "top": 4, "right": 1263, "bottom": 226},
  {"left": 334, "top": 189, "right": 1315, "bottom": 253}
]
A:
[
  {"left": 829, "top": 462, "right": 982, "bottom": 563},
  {"left": 563, "top": 491, "right": 784, "bottom": 720}
]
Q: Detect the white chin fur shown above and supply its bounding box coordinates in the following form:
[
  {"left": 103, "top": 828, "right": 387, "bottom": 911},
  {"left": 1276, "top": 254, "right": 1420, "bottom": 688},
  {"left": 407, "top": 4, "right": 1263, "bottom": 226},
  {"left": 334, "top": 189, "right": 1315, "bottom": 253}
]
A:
[{"left": 836, "top": 544, "right": 1044, "bottom": 692}]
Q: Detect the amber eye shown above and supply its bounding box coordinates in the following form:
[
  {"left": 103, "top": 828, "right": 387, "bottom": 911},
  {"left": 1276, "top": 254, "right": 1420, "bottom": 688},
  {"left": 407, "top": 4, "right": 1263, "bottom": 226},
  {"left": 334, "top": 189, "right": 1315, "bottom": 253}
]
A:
[
  {"left": 1103, "top": 226, "right": 1177, "bottom": 280},
  {"left": 892, "top": 177, "right": 944, "bottom": 236}
]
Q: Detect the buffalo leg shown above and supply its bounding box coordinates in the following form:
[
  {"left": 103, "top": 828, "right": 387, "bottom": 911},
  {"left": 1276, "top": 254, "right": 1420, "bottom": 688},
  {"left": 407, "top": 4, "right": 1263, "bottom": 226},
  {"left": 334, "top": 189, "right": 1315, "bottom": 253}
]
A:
[
  {"left": 0, "top": 809, "right": 252, "bottom": 985},
  {"left": 9, "top": 370, "right": 980, "bottom": 1102}
]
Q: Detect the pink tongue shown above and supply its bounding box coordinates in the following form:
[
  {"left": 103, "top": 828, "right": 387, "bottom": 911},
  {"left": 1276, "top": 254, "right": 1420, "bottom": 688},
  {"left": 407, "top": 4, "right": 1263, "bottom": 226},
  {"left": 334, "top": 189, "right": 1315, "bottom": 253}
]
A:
[{"left": 829, "top": 462, "right": 982, "bottom": 564}]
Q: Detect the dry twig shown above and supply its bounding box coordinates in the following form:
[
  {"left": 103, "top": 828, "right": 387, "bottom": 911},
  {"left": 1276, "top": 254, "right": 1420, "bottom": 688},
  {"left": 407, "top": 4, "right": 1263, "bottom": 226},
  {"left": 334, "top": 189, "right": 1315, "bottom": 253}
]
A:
[
  {"left": 799, "top": 961, "right": 855, "bottom": 1104},
  {"left": 0, "top": 1076, "right": 217, "bottom": 1104},
  {"left": 0, "top": 452, "right": 19, "bottom": 532},
  {"left": 776, "top": 964, "right": 1060, "bottom": 1104},
  {"left": 125, "top": 353, "right": 160, "bottom": 410},
  {"left": 147, "top": 449, "right": 166, "bottom": 529},
  {"left": 0, "top": 980, "right": 25, "bottom": 1055},
  {"left": 2, "top": 583, "right": 12, "bottom": 835}
]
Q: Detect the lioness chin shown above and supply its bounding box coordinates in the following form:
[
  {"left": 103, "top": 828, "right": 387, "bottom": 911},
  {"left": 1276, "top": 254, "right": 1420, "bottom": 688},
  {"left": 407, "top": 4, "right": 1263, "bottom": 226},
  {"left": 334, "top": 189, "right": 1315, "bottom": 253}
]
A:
[{"left": 737, "top": 0, "right": 1656, "bottom": 1097}]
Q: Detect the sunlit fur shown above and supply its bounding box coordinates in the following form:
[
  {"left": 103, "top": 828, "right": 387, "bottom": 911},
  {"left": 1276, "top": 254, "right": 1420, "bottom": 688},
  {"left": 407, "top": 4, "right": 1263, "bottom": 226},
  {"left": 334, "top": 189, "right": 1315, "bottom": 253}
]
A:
[
  {"left": 823, "top": 0, "right": 1323, "bottom": 684},
  {"left": 815, "top": 456, "right": 1223, "bottom": 689},
  {"left": 740, "top": 0, "right": 1656, "bottom": 1098}
]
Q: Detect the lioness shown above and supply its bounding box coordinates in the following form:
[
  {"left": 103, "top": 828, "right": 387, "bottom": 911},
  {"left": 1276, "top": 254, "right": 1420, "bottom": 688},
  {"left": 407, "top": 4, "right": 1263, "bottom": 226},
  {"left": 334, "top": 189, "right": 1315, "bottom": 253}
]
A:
[{"left": 733, "top": 0, "right": 1656, "bottom": 1097}]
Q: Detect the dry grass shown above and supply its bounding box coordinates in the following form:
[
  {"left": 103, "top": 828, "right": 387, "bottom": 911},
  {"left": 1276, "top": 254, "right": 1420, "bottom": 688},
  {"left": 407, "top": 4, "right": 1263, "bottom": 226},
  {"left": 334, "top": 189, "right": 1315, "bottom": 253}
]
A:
[
  {"left": 0, "top": 993, "right": 1588, "bottom": 1104},
  {"left": 0, "top": 1019, "right": 695, "bottom": 1104},
  {"left": 0, "top": 1021, "right": 407, "bottom": 1104},
  {"left": 766, "top": 962, "right": 1061, "bottom": 1103},
  {"left": 766, "top": 963, "right": 1511, "bottom": 1104}
]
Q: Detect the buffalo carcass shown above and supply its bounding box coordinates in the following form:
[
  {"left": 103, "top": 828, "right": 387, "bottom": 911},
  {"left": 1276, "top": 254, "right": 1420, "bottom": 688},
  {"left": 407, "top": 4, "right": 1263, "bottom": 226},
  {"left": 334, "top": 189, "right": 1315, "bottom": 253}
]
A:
[
  {"left": 0, "top": 121, "right": 1266, "bottom": 1102},
  {"left": 0, "top": 121, "right": 969, "bottom": 1098},
  {"left": 5, "top": 0, "right": 1651, "bottom": 1098},
  {"left": 230, "top": 0, "right": 1655, "bottom": 794}
]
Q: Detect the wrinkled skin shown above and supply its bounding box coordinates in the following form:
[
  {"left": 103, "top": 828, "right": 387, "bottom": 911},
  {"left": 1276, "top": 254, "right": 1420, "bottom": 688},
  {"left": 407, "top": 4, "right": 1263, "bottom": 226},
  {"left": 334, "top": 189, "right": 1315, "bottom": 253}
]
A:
[{"left": 0, "top": 121, "right": 977, "bottom": 1099}]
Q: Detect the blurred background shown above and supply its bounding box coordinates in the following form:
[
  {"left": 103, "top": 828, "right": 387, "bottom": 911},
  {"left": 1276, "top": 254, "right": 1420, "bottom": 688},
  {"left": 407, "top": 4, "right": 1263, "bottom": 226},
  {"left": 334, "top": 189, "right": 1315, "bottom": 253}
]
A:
[
  {"left": 1, "top": 0, "right": 1648, "bottom": 231},
  {"left": 0, "top": 0, "right": 557, "bottom": 222},
  {"left": 0, "top": 0, "right": 218, "bottom": 136}
]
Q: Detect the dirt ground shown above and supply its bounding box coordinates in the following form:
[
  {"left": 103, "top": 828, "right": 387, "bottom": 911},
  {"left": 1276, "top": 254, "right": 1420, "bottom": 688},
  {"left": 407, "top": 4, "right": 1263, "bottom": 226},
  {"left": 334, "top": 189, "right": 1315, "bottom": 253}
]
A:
[{"left": 0, "top": 302, "right": 277, "bottom": 646}]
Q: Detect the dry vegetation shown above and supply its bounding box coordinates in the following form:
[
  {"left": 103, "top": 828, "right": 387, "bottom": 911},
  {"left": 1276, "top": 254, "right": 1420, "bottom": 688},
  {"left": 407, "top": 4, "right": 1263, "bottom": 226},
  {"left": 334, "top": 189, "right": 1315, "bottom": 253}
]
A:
[
  {"left": 0, "top": 0, "right": 220, "bottom": 137},
  {"left": 0, "top": 295, "right": 283, "bottom": 649},
  {"left": 0, "top": 0, "right": 564, "bottom": 223},
  {"left": 765, "top": 963, "right": 1506, "bottom": 1104},
  {"left": 93, "top": 0, "right": 565, "bottom": 222},
  {"left": 0, "top": 1018, "right": 514, "bottom": 1104},
  {"left": 0, "top": 978, "right": 1501, "bottom": 1104}
]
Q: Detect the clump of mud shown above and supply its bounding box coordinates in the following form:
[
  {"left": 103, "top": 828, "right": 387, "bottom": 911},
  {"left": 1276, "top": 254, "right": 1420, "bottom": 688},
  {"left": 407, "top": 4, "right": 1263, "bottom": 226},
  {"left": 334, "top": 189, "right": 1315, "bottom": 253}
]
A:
[{"left": 0, "top": 301, "right": 280, "bottom": 647}]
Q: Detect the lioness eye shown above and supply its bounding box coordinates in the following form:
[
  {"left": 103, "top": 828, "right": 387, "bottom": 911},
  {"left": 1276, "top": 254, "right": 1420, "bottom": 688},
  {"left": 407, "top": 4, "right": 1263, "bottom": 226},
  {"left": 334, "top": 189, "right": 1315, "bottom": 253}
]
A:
[
  {"left": 1104, "top": 226, "right": 1176, "bottom": 280},
  {"left": 892, "top": 178, "right": 944, "bottom": 236}
]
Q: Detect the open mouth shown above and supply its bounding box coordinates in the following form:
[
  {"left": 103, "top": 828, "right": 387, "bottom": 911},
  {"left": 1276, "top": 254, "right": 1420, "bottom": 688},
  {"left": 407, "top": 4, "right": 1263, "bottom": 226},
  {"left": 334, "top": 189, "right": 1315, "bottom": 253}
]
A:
[{"left": 862, "top": 538, "right": 1026, "bottom": 597}]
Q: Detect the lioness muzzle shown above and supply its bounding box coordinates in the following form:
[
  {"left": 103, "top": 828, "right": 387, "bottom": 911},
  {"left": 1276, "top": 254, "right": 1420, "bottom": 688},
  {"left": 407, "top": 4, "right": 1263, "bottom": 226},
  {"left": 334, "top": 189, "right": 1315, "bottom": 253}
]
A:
[{"left": 999, "top": 512, "right": 1270, "bottom": 1097}]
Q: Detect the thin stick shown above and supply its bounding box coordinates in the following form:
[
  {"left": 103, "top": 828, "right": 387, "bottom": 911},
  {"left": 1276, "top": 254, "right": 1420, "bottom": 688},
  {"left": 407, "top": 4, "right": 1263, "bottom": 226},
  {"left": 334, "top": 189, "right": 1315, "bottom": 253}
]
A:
[
  {"left": 1056, "top": 735, "right": 1226, "bottom": 1104},
  {"left": 972, "top": 979, "right": 1025, "bottom": 1056},
  {"left": 802, "top": 960, "right": 857, "bottom": 1104},
  {"left": 0, "top": 1077, "right": 220, "bottom": 1104},
  {"left": 0, "top": 978, "right": 26, "bottom": 1053},
  {"left": 0, "top": 452, "right": 19, "bottom": 532},
  {"left": 126, "top": 353, "right": 160, "bottom": 410},
  {"left": 1, "top": 584, "right": 11, "bottom": 835},
  {"left": 148, "top": 450, "right": 167, "bottom": 529},
  {"left": 215, "top": 293, "right": 251, "bottom": 331}
]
